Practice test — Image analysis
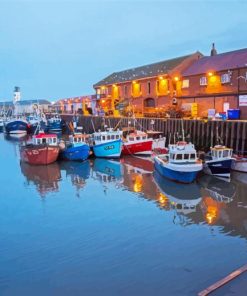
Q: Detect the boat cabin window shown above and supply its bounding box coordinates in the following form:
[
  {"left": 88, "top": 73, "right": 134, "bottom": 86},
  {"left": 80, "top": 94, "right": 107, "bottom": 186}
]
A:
[
  {"left": 42, "top": 138, "right": 47, "bottom": 144},
  {"left": 116, "top": 135, "right": 119, "bottom": 139},
  {"left": 142, "top": 136, "right": 147, "bottom": 140},
  {"left": 218, "top": 151, "right": 223, "bottom": 158},
  {"left": 223, "top": 149, "right": 231, "bottom": 157},
  {"left": 170, "top": 153, "right": 175, "bottom": 160},
  {"left": 107, "top": 135, "right": 111, "bottom": 140},
  {"left": 102, "top": 136, "right": 106, "bottom": 141},
  {"left": 176, "top": 154, "right": 183, "bottom": 160},
  {"left": 111, "top": 135, "right": 115, "bottom": 140},
  {"left": 53, "top": 138, "right": 57, "bottom": 144},
  {"left": 184, "top": 154, "right": 189, "bottom": 160},
  {"left": 190, "top": 154, "right": 196, "bottom": 160},
  {"left": 36, "top": 139, "right": 41, "bottom": 145},
  {"left": 136, "top": 136, "right": 140, "bottom": 140},
  {"left": 129, "top": 137, "right": 134, "bottom": 141}
]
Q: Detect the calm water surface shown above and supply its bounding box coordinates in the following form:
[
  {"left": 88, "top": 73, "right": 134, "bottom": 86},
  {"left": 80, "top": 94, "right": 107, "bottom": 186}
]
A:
[{"left": 0, "top": 133, "right": 247, "bottom": 296}]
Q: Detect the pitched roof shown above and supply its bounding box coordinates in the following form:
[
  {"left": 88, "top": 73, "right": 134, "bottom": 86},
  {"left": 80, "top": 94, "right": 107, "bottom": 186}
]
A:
[
  {"left": 94, "top": 53, "right": 200, "bottom": 87},
  {"left": 183, "top": 48, "right": 247, "bottom": 76}
]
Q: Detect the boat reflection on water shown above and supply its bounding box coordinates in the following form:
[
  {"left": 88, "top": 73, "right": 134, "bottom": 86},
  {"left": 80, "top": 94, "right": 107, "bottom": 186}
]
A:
[
  {"left": 153, "top": 170, "right": 202, "bottom": 216},
  {"left": 121, "top": 156, "right": 158, "bottom": 199},
  {"left": 21, "top": 162, "right": 62, "bottom": 197},
  {"left": 198, "top": 175, "right": 236, "bottom": 204},
  {"left": 60, "top": 160, "right": 90, "bottom": 193},
  {"left": 198, "top": 175, "right": 236, "bottom": 225},
  {"left": 92, "top": 158, "right": 123, "bottom": 188}
]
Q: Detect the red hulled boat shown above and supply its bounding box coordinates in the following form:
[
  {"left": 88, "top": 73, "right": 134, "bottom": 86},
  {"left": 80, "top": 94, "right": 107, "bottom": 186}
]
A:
[
  {"left": 20, "top": 132, "right": 60, "bottom": 165},
  {"left": 122, "top": 131, "right": 153, "bottom": 156}
]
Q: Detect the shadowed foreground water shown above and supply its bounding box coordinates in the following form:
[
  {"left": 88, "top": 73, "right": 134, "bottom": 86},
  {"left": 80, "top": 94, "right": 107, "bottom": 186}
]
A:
[{"left": 0, "top": 134, "right": 247, "bottom": 296}]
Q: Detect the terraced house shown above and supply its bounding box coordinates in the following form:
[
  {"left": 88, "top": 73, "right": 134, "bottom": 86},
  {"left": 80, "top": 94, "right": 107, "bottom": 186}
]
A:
[
  {"left": 179, "top": 45, "right": 247, "bottom": 119},
  {"left": 93, "top": 52, "right": 203, "bottom": 117}
]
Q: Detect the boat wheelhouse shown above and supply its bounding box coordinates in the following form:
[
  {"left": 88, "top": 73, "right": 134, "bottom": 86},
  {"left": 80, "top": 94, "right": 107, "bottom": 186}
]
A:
[{"left": 154, "top": 141, "right": 203, "bottom": 183}]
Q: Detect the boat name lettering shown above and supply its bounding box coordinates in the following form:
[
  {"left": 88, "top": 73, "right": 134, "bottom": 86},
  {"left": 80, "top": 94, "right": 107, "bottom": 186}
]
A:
[{"left": 104, "top": 145, "right": 114, "bottom": 150}]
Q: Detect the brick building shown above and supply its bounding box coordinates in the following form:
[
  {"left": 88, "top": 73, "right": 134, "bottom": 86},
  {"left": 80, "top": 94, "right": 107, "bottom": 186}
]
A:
[
  {"left": 54, "top": 95, "right": 96, "bottom": 115},
  {"left": 178, "top": 45, "right": 247, "bottom": 119},
  {"left": 93, "top": 52, "right": 203, "bottom": 117}
]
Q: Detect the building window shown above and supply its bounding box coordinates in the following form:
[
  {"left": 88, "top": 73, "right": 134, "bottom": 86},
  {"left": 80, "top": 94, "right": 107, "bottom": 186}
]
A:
[
  {"left": 200, "top": 76, "right": 207, "bottom": 86},
  {"left": 182, "top": 79, "right": 189, "bottom": 88},
  {"left": 124, "top": 85, "right": 128, "bottom": 96},
  {"left": 221, "top": 73, "right": 231, "bottom": 84},
  {"left": 147, "top": 82, "right": 151, "bottom": 94},
  {"left": 96, "top": 88, "right": 101, "bottom": 95}
]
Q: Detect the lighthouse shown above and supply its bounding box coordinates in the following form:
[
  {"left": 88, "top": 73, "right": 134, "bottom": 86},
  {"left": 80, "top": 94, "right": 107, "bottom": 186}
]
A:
[{"left": 13, "top": 86, "right": 21, "bottom": 104}]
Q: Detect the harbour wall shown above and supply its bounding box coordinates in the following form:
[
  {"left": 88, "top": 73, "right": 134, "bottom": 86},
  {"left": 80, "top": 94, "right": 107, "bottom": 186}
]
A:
[{"left": 61, "top": 115, "right": 247, "bottom": 153}]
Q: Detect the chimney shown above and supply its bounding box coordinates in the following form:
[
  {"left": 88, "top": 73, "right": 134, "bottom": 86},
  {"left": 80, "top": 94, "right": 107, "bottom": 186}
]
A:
[{"left": 210, "top": 43, "right": 217, "bottom": 56}]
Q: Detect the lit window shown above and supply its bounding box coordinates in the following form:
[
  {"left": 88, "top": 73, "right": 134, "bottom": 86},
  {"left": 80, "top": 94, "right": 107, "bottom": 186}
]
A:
[
  {"left": 200, "top": 77, "right": 207, "bottom": 86},
  {"left": 221, "top": 73, "right": 231, "bottom": 84},
  {"left": 182, "top": 79, "right": 189, "bottom": 88}
]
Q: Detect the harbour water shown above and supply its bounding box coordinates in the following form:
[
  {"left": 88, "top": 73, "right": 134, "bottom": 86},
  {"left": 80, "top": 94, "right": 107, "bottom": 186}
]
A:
[{"left": 0, "top": 133, "right": 247, "bottom": 296}]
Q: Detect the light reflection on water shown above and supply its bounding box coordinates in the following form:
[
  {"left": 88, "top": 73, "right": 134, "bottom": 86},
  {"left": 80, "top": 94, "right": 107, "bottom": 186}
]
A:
[{"left": 0, "top": 134, "right": 247, "bottom": 296}]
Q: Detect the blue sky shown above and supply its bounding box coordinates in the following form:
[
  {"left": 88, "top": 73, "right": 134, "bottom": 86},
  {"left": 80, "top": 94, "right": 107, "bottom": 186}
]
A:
[{"left": 0, "top": 0, "right": 246, "bottom": 101}]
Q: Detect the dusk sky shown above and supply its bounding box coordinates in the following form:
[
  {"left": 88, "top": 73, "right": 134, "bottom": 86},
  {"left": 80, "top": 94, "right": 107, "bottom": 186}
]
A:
[{"left": 0, "top": 0, "right": 246, "bottom": 102}]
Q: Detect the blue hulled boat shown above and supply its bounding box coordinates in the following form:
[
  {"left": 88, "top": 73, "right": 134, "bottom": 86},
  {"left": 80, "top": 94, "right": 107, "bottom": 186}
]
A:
[
  {"left": 92, "top": 129, "right": 123, "bottom": 158},
  {"left": 59, "top": 133, "right": 90, "bottom": 161},
  {"left": 203, "top": 145, "right": 233, "bottom": 178},
  {"left": 46, "top": 115, "right": 65, "bottom": 132},
  {"left": 154, "top": 141, "right": 203, "bottom": 183},
  {"left": 4, "top": 118, "right": 29, "bottom": 135}
]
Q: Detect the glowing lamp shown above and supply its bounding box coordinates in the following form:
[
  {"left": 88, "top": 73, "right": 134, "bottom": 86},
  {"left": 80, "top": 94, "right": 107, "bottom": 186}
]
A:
[
  {"left": 208, "top": 72, "right": 213, "bottom": 77},
  {"left": 174, "top": 76, "right": 179, "bottom": 81},
  {"left": 159, "top": 76, "right": 163, "bottom": 80}
]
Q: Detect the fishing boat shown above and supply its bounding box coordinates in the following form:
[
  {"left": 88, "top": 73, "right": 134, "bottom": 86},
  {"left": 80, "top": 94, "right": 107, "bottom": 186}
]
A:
[
  {"left": 154, "top": 141, "right": 203, "bottom": 183},
  {"left": 203, "top": 145, "right": 233, "bottom": 178},
  {"left": 59, "top": 133, "right": 90, "bottom": 161},
  {"left": 231, "top": 154, "right": 247, "bottom": 173},
  {"left": 92, "top": 128, "right": 123, "bottom": 158},
  {"left": 4, "top": 117, "right": 29, "bottom": 135},
  {"left": 122, "top": 130, "right": 153, "bottom": 155},
  {"left": 46, "top": 114, "right": 65, "bottom": 132},
  {"left": 20, "top": 132, "right": 60, "bottom": 165}
]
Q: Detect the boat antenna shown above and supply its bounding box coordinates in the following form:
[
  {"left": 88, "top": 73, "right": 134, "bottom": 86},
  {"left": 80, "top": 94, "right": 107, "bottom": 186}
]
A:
[
  {"left": 181, "top": 119, "right": 185, "bottom": 142},
  {"left": 91, "top": 118, "right": 96, "bottom": 133}
]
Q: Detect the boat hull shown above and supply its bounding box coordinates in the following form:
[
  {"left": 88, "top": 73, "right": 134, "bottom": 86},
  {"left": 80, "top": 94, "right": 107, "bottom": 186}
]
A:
[
  {"left": 93, "top": 139, "right": 122, "bottom": 158},
  {"left": 21, "top": 145, "right": 59, "bottom": 165},
  {"left": 60, "top": 144, "right": 90, "bottom": 161},
  {"left": 122, "top": 140, "right": 153, "bottom": 155},
  {"left": 231, "top": 159, "right": 247, "bottom": 173},
  {"left": 5, "top": 120, "right": 28, "bottom": 134},
  {"left": 154, "top": 157, "right": 201, "bottom": 183},
  {"left": 204, "top": 159, "right": 233, "bottom": 177}
]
